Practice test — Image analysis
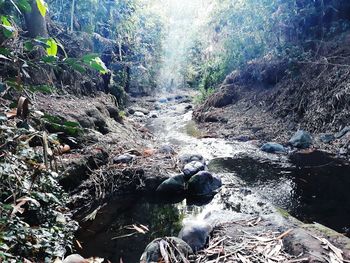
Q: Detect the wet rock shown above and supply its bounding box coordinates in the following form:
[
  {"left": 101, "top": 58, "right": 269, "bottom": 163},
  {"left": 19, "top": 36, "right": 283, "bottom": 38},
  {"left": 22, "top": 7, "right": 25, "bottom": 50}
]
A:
[
  {"left": 134, "top": 111, "right": 145, "bottom": 117},
  {"left": 185, "top": 105, "right": 193, "bottom": 110},
  {"left": 183, "top": 161, "right": 205, "bottom": 180},
  {"left": 140, "top": 237, "right": 192, "bottom": 263},
  {"left": 178, "top": 221, "right": 212, "bottom": 252},
  {"left": 154, "top": 103, "right": 161, "bottom": 110},
  {"left": 260, "top": 142, "right": 286, "bottom": 153},
  {"left": 320, "top": 133, "right": 335, "bottom": 143},
  {"left": 335, "top": 126, "right": 350, "bottom": 139},
  {"left": 175, "top": 95, "right": 183, "bottom": 100},
  {"left": 156, "top": 174, "right": 186, "bottom": 194},
  {"left": 159, "top": 98, "right": 167, "bottom": 103},
  {"left": 129, "top": 107, "right": 150, "bottom": 115},
  {"left": 113, "top": 153, "right": 135, "bottom": 164},
  {"left": 289, "top": 130, "right": 312, "bottom": 149},
  {"left": 179, "top": 154, "right": 205, "bottom": 165},
  {"left": 63, "top": 254, "right": 87, "bottom": 263},
  {"left": 187, "top": 171, "right": 222, "bottom": 196},
  {"left": 283, "top": 228, "right": 325, "bottom": 262},
  {"left": 141, "top": 175, "right": 169, "bottom": 193},
  {"left": 150, "top": 112, "right": 158, "bottom": 118},
  {"left": 158, "top": 144, "right": 175, "bottom": 155}
]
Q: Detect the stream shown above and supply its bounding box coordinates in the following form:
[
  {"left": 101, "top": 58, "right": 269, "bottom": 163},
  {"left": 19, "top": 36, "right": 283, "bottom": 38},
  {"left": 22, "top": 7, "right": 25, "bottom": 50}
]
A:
[{"left": 76, "top": 97, "right": 350, "bottom": 263}]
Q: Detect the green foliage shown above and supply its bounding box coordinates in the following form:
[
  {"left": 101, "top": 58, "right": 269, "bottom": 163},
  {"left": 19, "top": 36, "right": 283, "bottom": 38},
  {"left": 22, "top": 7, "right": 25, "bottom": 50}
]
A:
[
  {"left": 35, "top": 0, "right": 47, "bottom": 17},
  {"left": 194, "top": 86, "right": 215, "bottom": 104},
  {"left": 0, "top": 121, "right": 78, "bottom": 261},
  {"left": 43, "top": 114, "right": 82, "bottom": 136},
  {"left": 45, "top": 38, "right": 58, "bottom": 56},
  {"left": 82, "top": 54, "right": 108, "bottom": 74},
  {"left": 1, "top": 15, "right": 15, "bottom": 38}
]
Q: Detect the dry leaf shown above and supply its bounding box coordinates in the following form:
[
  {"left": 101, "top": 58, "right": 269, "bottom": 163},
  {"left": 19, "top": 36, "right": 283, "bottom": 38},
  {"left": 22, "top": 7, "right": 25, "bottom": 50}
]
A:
[
  {"left": 11, "top": 197, "right": 40, "bottom": 216},
  {"left": 6, "top": 108, "right": 17, "bottom": 119},
  {"left": 143, "top": 148, "right": 156, "bottom": 157},
  {"left": 17, "top": 96, "right": 29, "bottom": 119}
]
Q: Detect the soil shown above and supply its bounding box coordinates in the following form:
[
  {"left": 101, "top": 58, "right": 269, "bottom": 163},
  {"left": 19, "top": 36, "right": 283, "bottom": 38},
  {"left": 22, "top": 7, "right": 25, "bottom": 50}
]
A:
[{"left": 193, "top": 33, "right": 350, "bottom": 160}]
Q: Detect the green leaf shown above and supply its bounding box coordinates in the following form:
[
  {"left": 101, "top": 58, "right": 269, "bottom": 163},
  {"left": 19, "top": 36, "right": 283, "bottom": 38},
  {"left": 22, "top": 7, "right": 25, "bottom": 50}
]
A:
[
  {"left": 41, "top": 55, "right": 57, "bottom": 63},
  {"left": 0, "top": 47, "right": 11, "bottom": 56},
  {"left": 29, "top": 85, "right": 55, "bottom": 94},
  {"left": 17, "top": 0, "right": 32, "bottom": 12},
  {"left": 1, "top": 16, "right": 15, "bottom": 38},
  {"left": 64, "top": 58, "right": 86, "bottom": 73},
  {"left": 36, "top": 0, "right": 47, "bottom": 17},
  {"left": 24, "top": 41, "right": 34, "bottom": 51},
  {"left": 46, "top": 38, "right": 58, "bottom": 56},
  {"left": 88, "top": 57, "right": 108, "bottom": 74},
  {"left": 63, "top": 121, "right": 80, "bottom": 128},
  {"left": 82, "top": 53, "right": 99, "bottom": 63},
  {"left": 82, "top": 54, "right": 108, "bottom": 74}
]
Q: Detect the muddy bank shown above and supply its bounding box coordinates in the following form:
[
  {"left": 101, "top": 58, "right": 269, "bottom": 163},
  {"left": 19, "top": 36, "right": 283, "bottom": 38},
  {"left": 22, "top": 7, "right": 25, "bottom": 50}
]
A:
[{"left": 193, "top": 34, "right": 350, "bottom": 160}]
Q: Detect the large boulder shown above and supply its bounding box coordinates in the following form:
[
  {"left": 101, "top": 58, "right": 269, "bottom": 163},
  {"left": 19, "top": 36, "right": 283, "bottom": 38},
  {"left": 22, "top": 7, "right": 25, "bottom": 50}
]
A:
[
  {"left": 156, "top": 174, "right": 186, "bottom": 195},
  {"left": 187, "top": 171, "right": 222, "bottom": 196},
  {"left": 289, "top": 130, "right": 312, "bottom": 149},
  {"left": 178, "top": 221, "right": 212, "bottom": 252},
  {"left": 140, "top": 237, "right": 193, "bottom": 263},
  {"left": 182, "top": 161, "right": 205, "bottom": 180},
  {"left": 260, "top": 142, "right": 286, "bottom": 153}
]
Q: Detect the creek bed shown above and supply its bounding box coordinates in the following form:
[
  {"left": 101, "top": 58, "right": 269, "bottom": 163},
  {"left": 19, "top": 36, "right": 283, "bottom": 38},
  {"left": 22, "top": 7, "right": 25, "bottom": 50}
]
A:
[{"left": 75, "top": 99, "right": 350, "bottom": 262}]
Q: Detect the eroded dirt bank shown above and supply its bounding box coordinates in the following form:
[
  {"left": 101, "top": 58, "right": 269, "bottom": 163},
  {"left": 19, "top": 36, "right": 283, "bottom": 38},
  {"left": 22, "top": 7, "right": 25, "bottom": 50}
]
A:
[{"left": 193, "top": 34, "right": 350, "bottom": 160}]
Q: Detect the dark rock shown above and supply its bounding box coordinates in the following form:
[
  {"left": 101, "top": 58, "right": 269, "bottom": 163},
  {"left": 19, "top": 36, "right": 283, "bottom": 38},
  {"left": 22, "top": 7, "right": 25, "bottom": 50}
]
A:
[
  {"left": 233, "top": 135, "right": 251, "bottom": 142},
  {"left": 178, "top": 221, "right": 212, "bottom": 252},
  {"left": 185, "top": 105, "right": 193, "bottom": 110},
  {"left": 183, "top": 161, "right": 205, "bottom": 180},
  {"left": 175, "top": 95, "right": 183, "bottom": 100},
  {"left": 335, "top": 126, "right": 350, "bottom": 139},
  {"left": 320, "top": 134, "right": 335, "bottom": 143},
  {"left": 141, "top": 175, "right": 168, "bottom": 193},
  {"left": 128, "top": 108, "right": 135, "bottom": 115},
  {"left": 150, "top": 112, "right": 158, "bottom": 118},
  {"left": 106, "top": 105, "right": 121, "bottom": 122},
  {"left": 187, "top": 171, "right": 222, "bottom": 196},
  {"left": 158, "top": 144, "right": 175, "bottom": 155},
  {"left": 179, "top": 154, "right": 205, "bottom": 165},
  {"left": 156, "top": 174, "right": 186, "bottom": 194},
  {"left": 85, "top": 108, "right": 109, "bottom": 134},
  {"left": 289, "top": 130, "right": 312, "bottom": 149},
  {"left": 140, "top": 237, "right": 192, "bottom": 263},
  {"left": 260, "top": 142, "right": 286, "bottom": 153},
  {"left": 113, "top": 153, "right": 135, "bottom": 164},
  {"left": 77, "top": 116, "right": 95, "bottom": 129},
  {"left": 154, "top": 103, "right": 161, "bottom": 110}
]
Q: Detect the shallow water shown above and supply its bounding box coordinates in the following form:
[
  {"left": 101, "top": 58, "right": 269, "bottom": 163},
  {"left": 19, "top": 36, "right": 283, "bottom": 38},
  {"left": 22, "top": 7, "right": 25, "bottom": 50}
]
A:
[{"left": 77, "top": 99, "right": 350, "bottom": 262}]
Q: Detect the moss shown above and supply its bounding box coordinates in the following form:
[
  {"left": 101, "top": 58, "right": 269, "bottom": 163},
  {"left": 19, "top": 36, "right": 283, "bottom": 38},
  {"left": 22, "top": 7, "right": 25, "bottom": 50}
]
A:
[
  {"left": 185, "top": 121, "right": 202, "bottom": 138},
  {"left": 275, "top": 207, "right": 291, "bottom": 218}
]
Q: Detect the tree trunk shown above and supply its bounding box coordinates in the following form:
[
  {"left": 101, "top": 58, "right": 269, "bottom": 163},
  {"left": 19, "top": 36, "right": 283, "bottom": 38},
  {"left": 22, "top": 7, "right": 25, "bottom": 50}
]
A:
[{"left": 24, "top": 0, "right": 48, "bottom": 38}]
